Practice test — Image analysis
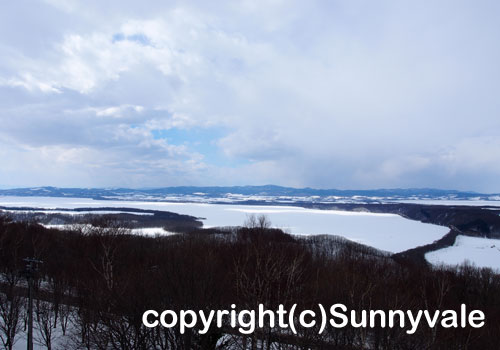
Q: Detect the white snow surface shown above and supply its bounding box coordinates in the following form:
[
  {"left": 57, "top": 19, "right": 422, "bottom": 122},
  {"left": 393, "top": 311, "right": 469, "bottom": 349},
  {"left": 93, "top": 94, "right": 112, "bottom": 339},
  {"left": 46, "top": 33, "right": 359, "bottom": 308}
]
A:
[
  {"left": 0, "top": 196, "right": 449, "bottom": 253},
  {"left": 426, "top": 235, "right": 500, "bottom": 271},
  {"left": 0, "top": 209, "right": 153, "bottom": 215},
  {"left": 41, "top": 224, "right": 176, "bottom": 236},
  {"left": 394, "top": 199, "right": 500, "bottom": 207},
  {"left": 130, "top": 227, "right": 177, "bottom": 236}
]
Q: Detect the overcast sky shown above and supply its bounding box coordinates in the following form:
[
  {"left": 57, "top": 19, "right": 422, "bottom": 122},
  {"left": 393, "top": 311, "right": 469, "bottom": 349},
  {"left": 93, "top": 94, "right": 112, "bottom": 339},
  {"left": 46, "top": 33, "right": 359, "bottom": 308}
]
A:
[{"left": 1, "top": 0, "right": 500, "bottom": 192}]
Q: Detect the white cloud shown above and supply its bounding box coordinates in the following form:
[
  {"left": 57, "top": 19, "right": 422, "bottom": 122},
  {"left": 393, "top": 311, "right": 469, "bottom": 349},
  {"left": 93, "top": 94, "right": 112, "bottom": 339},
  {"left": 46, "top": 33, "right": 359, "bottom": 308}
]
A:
[
  {"left": 0, "top": 73, "right": 61, "bottom": 93},
  {"left": 0, "top": 1, "right": 500, "bottom": 191},
  {"left": 93, "top": 105, "right": 144, "bottom": 118}
]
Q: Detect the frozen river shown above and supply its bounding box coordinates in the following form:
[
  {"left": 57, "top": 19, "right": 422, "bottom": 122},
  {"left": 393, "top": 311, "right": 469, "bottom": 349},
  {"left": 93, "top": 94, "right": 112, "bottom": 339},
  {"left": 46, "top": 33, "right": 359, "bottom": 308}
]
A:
[{"left": 0, "top": 196, "right": 449, "bottom": 253}]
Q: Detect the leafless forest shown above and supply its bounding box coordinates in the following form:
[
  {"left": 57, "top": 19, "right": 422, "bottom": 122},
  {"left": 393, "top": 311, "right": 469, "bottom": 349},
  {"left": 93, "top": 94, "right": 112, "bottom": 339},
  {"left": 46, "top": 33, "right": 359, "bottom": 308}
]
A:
[{"left": 1, "top": 215, "right": 499, "bottom": 349}]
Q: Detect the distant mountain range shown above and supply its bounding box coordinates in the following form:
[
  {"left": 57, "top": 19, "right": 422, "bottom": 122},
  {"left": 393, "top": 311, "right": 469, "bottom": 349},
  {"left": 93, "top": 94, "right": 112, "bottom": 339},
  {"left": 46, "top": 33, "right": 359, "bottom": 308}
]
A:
[{"left": 0, "top": 186, "right": 498, "bottom": 204}]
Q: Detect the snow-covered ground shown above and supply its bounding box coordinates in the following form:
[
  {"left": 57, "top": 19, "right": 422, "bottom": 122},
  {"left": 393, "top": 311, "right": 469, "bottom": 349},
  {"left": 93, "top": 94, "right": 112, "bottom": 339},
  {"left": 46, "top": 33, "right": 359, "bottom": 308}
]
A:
[
  {"left": 394, "top": 199, "right": 500, "bottom": 207},
  {"left": 13, "top": 332, "right": 67, "bottom": 350},
  {"left": 130, "top": 227, "right": 177, "bottom": 236},
  {"left": 42, "top": 224, "right": 176, "bottom": 236},
  {"left": 0, "top": 209, "right": 154, "bottom": 215},
  {"left": 0, "top": 196, "right": 449, "bottom": 253},
  {"left": 426, "top": 235, "right": 500, "bottom": 271}
]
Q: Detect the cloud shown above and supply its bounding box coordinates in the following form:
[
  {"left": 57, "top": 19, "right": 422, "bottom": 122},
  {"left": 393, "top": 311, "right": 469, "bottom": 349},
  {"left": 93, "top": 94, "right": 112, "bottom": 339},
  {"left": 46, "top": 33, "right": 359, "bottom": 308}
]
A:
[
  {"left": 0, "top": 73, "right": 61, "bottom": 93},
  {"left": 0, "top": 1, "right": 500, "bottom": 191}
]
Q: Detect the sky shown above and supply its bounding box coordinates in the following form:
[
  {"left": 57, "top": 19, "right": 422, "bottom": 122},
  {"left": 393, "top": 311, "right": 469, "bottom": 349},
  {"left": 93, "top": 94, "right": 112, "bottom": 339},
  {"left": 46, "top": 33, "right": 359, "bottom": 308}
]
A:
[{"left": 1, "top": 0, "right": 500, "bottom": 192}]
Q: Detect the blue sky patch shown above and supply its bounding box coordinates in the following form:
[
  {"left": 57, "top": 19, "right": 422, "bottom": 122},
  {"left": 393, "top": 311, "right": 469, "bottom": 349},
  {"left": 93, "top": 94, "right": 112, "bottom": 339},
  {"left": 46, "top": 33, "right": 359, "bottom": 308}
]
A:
[
  {"left": 112, "top": 32, "right": 152, "bottom": 46},
  {"left": 151, "top": 127, "right": 249, "bottom": 167}
]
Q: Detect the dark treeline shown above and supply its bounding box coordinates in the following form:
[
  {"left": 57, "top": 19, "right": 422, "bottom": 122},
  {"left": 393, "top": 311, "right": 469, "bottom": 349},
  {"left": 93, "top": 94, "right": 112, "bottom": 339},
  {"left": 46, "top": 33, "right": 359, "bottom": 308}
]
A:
[
  {"left": 0, "top": 207, "right": 202, "bottom": 232},
  {"left": 1, "top": 215, "right": 500, "bottom": 349}
]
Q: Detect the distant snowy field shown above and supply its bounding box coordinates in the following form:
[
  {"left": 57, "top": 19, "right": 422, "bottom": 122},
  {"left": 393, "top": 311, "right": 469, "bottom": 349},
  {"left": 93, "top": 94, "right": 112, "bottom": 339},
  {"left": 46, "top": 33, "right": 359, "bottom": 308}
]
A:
[
  {"left": 42, "top": 224, "right": 176, "bottom": 237},
  {"left": 394, "top": 199, "right": 500, "bottom": 207},
  {"left": 0, "top": 196, "right": 449, "bottom": 253},
  {"left": 426, "top": 235, "right": 500, "bottom": 271}
]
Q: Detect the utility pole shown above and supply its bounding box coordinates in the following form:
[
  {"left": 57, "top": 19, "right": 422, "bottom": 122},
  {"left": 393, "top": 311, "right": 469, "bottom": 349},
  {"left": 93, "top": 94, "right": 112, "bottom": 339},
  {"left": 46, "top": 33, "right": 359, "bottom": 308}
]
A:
[{"left": 23, "top": 258, "right": 43, "bottom": 350}]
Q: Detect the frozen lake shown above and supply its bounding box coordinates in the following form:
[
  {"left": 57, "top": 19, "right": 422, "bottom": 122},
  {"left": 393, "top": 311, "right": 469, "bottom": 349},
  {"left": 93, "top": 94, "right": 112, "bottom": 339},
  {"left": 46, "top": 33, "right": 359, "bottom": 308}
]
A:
[
  {"left": 0, "top": 196, "right": 449, "bottom": 253},
  {"left": 426, "top": 235, "right": 500, "bottom": 271}
]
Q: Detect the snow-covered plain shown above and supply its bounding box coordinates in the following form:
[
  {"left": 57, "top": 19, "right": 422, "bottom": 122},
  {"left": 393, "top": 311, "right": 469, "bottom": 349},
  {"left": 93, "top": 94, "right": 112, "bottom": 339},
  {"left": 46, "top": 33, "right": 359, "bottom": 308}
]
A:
[
  {"left": 0, "top": 209, "right": 154, "bottom": 215},
  {"left": 394, "top": 199, "right": 500, "bottom": 207},
  {"left": 0, "top": 196, "right": 449, "bottom": 253},
  {"left": 426, "top": 235, "right": 500, "bottom": 271},
  {"left": 130, "top": 227, "right": 177, "bottom": 236},
  {"left": 41, "top": 224, "right": 176, "bottom": 237}
]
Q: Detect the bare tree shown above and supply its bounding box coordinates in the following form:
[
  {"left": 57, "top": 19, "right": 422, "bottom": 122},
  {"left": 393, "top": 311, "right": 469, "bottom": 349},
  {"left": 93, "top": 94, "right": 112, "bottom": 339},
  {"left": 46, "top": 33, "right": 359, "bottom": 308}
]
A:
[
  {"left": 0, "top": 272, "right": 23, "bottom": 350},
  {"left": 0, "top": 221, "right": 24, "bottom": 350},
  {"left": 244, "top": 214, "right": 272, "bottom": 230},
  {"left": 34, "top": 300, "right": 59, "bottom": 350}
]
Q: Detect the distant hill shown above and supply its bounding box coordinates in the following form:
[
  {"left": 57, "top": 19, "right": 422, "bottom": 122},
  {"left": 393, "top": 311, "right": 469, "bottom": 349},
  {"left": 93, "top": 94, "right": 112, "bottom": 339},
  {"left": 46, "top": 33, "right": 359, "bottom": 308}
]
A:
[{"left": 0, "top": 186, "right": 498, "bottom": 204}]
